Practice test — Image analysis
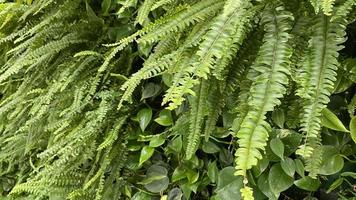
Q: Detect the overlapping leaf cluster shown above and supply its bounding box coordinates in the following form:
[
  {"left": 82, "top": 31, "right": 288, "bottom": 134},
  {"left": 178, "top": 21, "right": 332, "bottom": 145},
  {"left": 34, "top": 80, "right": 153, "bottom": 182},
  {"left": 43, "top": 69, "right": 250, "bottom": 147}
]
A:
[{"left": 0, "top": 0, "right": 355, "bottom": 199}]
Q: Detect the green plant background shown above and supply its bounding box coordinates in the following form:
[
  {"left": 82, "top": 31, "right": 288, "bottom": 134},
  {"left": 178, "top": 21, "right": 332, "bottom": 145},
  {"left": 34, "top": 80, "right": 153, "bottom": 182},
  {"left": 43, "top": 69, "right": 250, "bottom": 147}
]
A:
[{"left": 0, "top": 0, "right": 355, "bottom": 199}]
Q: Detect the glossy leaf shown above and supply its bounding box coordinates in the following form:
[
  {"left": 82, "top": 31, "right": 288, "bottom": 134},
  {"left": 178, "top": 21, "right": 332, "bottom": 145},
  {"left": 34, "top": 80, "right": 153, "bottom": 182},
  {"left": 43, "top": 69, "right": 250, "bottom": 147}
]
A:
[
  {"left": 270, "top": 138, "right": 284, "bottom": 160},
  {"left": 137, "top": 108, "right": 153, "bottom": 132},
  {"left": 139, "top": 146, "right": 154, "bottom": 166},
  {"left": 268, "top": 163, "right": 294, "bottom": 194},
  {"left": 294, "top": 159, "right": 305, "bottom": 177},
  {"left": 281, "top": 158, "right": 295, "bottom": 177},
  {"left": 149, "top": 134, "right": 165, "bottom": 147},
  {"left": 143, "top": 165, "right": 169, "bottom": 193},
  {"left": 154, "top": 110, "right": 173, "bottom": 126},
  {"left": 294, "top": 176, "right": 320, "bottom": 191},
  {"left": 142, "top": 82, "right": 161, "bottom": 100},
  {"left": 202, "top": 141, "right": 220, "bottom": 154},
  {"left": 321, "top": 108, "right": 349, "bottom": 132}
]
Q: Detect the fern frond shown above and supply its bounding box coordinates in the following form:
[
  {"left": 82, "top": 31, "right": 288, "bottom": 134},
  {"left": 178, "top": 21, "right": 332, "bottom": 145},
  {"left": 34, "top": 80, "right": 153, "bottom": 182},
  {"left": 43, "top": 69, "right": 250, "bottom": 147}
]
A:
[
  {"left": 234, "top": 6, "right": 293, "bottom": 176},
  {"left": 321, "top": 0, "right": 336, "bottom": 15},
  {"left": 162, "top": 0, "right": 253, "bottom": 110},
  {"left": 185, "top": 79, "right": 209, "bottom": 160},
  {"left": 136, "top": 0, "right": 155, "bottom": 25},
  {"left": 296, "top": 15, "right": 346, "bottom": 159}
]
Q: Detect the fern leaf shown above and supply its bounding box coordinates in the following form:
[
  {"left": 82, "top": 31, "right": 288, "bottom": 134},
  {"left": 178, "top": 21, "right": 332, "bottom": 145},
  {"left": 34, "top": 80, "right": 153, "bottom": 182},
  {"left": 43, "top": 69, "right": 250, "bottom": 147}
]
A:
[
  {"left": 136, "top": 0, "right": 155, "bottom": 25},
  {"left": 234, "top": 6, "right": 293, "bottom": 176},
  {"left": 186, "top": 79, "right": 208, "bottom": 160},
  {"left": 296, "top": 15, "right": 346, "bottom": 159}
]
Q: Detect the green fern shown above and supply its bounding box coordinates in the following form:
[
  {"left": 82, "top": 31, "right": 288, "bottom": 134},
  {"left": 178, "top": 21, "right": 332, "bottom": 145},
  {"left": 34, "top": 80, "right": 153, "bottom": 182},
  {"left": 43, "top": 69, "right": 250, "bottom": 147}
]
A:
[
  {"left": 234, "top": 5, "right": 293, "bottom": 177},
  {"left": 296, "top": 15, "right": 346, "bottom": 159}
]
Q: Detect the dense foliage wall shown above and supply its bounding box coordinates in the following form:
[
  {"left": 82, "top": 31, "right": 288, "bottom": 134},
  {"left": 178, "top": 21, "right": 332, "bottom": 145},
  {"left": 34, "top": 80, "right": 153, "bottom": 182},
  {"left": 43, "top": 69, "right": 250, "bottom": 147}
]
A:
[{"left": 0, "top": 0, "right": 355, "bottom": 199}]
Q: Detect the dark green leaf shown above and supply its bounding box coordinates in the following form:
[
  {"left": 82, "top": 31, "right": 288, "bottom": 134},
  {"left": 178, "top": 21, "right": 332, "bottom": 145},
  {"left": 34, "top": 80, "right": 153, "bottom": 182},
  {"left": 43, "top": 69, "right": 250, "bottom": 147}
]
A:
[
  {"left": 215, "top": 167, "right": 243, "bottom": 200},
  {"left": 137, "top": 108, "right": 152, "bottom": 132},
  {"left": 270, "top": 138, "right": 284, "bottom": 160},
  {"left": 272, "top": 109, "right": 285, "bottom": 128},
  {"left": 319, "top": 146, "right": 344, "bottom": 175},
  {"left": 321, "top": 108, "right": 349, "bottom": 132},
  {"left": 168, "top": 188, "right": 183, "bottom": 200},
  {"left": 207, "top": 161, "right": 218, "bottom": 183},
  {"left": 139, "top": 146, "right": 154, "bottom": 166},
  {"left": 294, "top": 176, "right": 320, "bottom": 191},
  {"left": 281, "top": 158, "right": 295, "bottom": 177},
  {"left": 154, "top": 109, "right": 173, "bottom": 126},
  {"left": 202, "top": 141, "right": 220, "bottom": 154},
  {"left": 168, "top": 136, "right": 182, "bottom": 153},
  {"left": 257, "top": 172, "right": 278, "bottom": 200},
  {"left": 294, "top": 159, "right": 305, "bottom": 177},
  {"left": 143, "top": 165, "right": 169, "bottom": 193},
  {"left": 149, "top": 134, "right": 165, "bottom": 147},
  {"left": 141, "top": 83, "right": 161, "bottom": 100},
  {"left": 327, "top": 178, "right": 343, "bottom": 193},
  {"left": 268, "top": 163, "right": 294, "bottom": 194},
  {"left": 131, "top": 191, "right": 152, "bottom": 200}
]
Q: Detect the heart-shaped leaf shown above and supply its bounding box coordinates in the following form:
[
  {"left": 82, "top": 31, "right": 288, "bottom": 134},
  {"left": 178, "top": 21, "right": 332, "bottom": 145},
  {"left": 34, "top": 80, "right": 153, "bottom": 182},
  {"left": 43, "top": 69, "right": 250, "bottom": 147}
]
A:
[
  {"left": 154, "top": 109, "right": 173, "bottom": 126},
  {"left": 143, "top": 165, "right": 169, "bottom": 193},
  {"left": 270, "top": 138, "right": 284, "bottom": 160},
  {"left": 137, "top": 108, "right": 152, "bottom": 132}
]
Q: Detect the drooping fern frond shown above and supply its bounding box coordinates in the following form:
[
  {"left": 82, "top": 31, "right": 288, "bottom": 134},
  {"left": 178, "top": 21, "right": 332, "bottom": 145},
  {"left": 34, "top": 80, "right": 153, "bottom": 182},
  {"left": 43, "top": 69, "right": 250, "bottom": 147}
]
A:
[
  {"left": 295, "top": 15, "right": 347, "bottom": 172},
  {"left": 185, "top": 79, "right": 209, "bottom": 160},
  {"left": 162, "top": 0, "right": 254, "bottom": 110},
  {"left": 234, "top": 5, "right": 293, "bottom": 177}
]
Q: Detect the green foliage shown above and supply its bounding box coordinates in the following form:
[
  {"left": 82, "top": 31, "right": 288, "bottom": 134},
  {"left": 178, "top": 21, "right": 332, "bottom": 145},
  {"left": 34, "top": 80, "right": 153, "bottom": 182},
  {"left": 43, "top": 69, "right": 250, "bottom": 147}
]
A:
[{"left": 0, "top": 0, "right": 355, "bottom": 200}]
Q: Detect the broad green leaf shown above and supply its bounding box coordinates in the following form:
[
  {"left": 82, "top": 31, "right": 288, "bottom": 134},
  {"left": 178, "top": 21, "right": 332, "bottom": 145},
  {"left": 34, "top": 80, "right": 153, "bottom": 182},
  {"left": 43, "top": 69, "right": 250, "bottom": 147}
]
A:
[
  {"left": 280, "top": 130, "right": 302, "bottom": 156},
  {"left": 149, "top": 134, "right": 165, "bottom": 147},
  {"left": 131, "top": 191, "right": 152, "bottom": 200},
  {"left": 294, "top": 159, "right": 305, "bottom": 177},
  {"left": 143, "top": 165, "right": 169, "bottom": 193},
  {"left": 270, "top": 138, "right": 284, "bottom": 160},
  {"left": 172, "top": 166, "right": 186, "bottom": 182},
  {"left": 268, "top": 163, "right": 294, "bottom": 194},
  {"left": 327, "top": 178, "right": 343, "bottom": 193},
  {"left": 137, "top": 108, "right": 152, "bottom": 132},
  {"left": 168, "top": 136, "right": 182, "bottom": 153},
  {"left": 272, "top": 109, "right": 285, "bottom": 128},
  {"left": 202, "top": 141, "right": 220, "bottom": 154},
  {"left": 207, "top": 161, "right": 218, "bottom": 183},
  {"left": 219, "top": 148, "right": 233, "bottom": 166},
  {"left": 257, "top": 172, "right": 278, "bottom": 200},
  {"left": 168, "top": 188, "right": 183, "bottom": 200},
  {"left": 139, "top": 146, "right": 154, "bottom": 166},
  {"left": 294, "top": 176, "right": 320, "bottom": 191},
  {"left": 341, "top": 171, "right": 356, "bottom": 179},
  {"left": 214, "top": 167, "right": 243, "bottom": 200},
  {"left": 319, "top": 146, "right": 344, "bottom": 175},
  {"left": 281, "top": 158, "right": 295, "bottom": 177},
  {"left": 186, "top": 170, "right": 199, "bottom": 184},
  {"left": 154, "top": 110, "right": 173, "bottom": 126},
  {"left": 141, "top": 82, "right": 161, "bottom": 100},
  {"left": 321, "top": 108, "right": 349, "bottom": 132},
  {"left": 350, "top": 116, "right": 356, "bottom": 143}
]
